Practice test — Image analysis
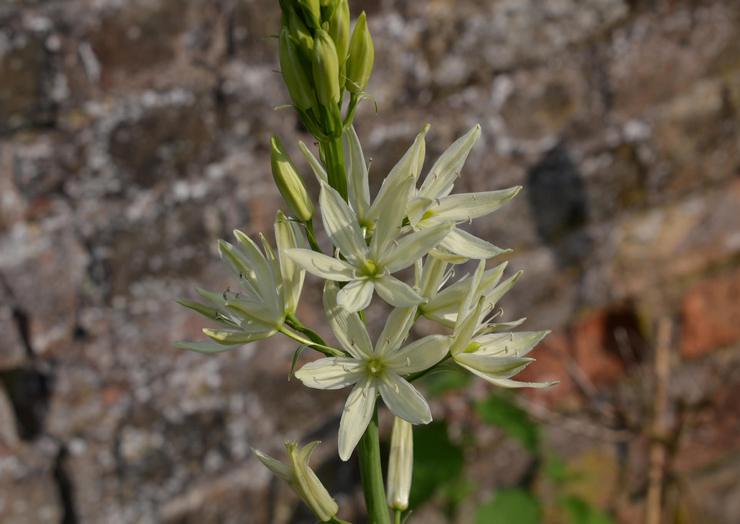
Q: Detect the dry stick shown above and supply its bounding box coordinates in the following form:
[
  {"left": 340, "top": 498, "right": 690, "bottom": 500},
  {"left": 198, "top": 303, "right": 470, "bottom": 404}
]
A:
[{"left": 646, "top": 318, "right": 672, "bottom": 524}]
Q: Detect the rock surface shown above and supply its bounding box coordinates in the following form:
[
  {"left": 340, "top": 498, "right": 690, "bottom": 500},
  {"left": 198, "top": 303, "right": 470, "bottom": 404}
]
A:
[{"left": 0, "top": 0, "right": 739, "bottom": 522}]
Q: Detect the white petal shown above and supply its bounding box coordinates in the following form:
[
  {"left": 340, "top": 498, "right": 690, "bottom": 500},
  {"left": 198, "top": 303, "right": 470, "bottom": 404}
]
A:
[
  {"left": 203, "top": 327, "right": 276, "bottom": 345},
  {"left": 338, "top": 380, "right": 377, "bottom": 461},
  {"left": 345, "top": 126, "right": 371, "bottom": 220},
  {"left": 367, "top": 125, "right": 429, "bottom": 221},
  {"left": 285, "top": 248, "right": 355, "bottom": 281},
  {"left": 369, "top": 174, "right": 415, "bottom": 260},
  {"left": 375, "top": 276, "right": 424, "bottom": 308},
  {"left": 378, "top": 373, "right": 432, "bottom": 424},
  {"left": 450, "top": 297, "right": 484, "bottom": 356},
  {"left": 294, "top": 358, "right": 364, "bottom": 390},
  {"left": 422, "top": 262, "right": 506, "bottom": 321},
  {"left": 233, "top": 230, "right": 281, "bottom": 308},
  {"left": 418, "top": 124, "right": 481, "bottom": 200},
  {"left": 481, "top": 271, "right": 523, "bottom": 311},
  {"left": 439, "top": 228, "right": 509, "bottom": 260},
  {"left": 298, "top": 141, "right": 328, "bottom": 183},
  {"left": 275, "top": 214, "right": 308, "bottom": 314},
  {"left": 385, "top": 335, "right": 450, "bottom": 375},
  {"left": 319, "top": 183, "right": 368, "bottom": 264},
  {"left": 374, "top": 307, "right": 417, "bottom": 356},
  {"left": 337, "top": 278, "right": 374, "bottom": 312},
  {"left": 430, "top": 187, "right": 521, "bottom": 222},
  {"left": 454, "top": 353, "right": 534, "bottom": 377},
  {"left": 473, "top": 331, "right": 549, "bottom": 358},
  {"left": 457, "top": 360, "right": 556, "bottom": 389},
  {"left": 380, "top": 223, "right": 453, "bottom": 273},
  {"left": 253, "top": 449, "right": 292, "bottom": 482},
  {"left": 323, "top": 281, "right": 373, "bottom": 359}
]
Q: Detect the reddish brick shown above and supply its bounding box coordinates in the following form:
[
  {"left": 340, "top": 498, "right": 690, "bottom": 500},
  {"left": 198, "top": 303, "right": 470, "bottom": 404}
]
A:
[{"left": 680, "top": 267, "right": 740, "bottom": 359}]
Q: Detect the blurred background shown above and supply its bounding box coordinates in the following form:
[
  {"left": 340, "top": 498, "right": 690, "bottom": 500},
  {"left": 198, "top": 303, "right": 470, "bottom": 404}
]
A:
[{"left": 1, "top": 0, "right": 739, "bottom": 522}]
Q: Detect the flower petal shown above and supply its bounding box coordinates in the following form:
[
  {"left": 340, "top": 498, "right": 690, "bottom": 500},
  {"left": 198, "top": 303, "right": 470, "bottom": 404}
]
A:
[
  {"left": 418, "top": 124, "right": 481, "bottom": 200},
  {"left": 367, "top": 125, "right": 429, "bottom": 222},
  {"left": 457, "top": 360, "right": 556, "bottom": 389},
  {"left": 203, "top": 327, "right": 276, "bottom": 344},
  {"left": 385, "top": 335, "right": 450, "bottom": 375},
  {"left": 375, "top": 275, "right": 424, "bottom": 308},
  {"left": 337, "top": 278, "right": 375, "bottom": 312},
  {"left": 378, "top": 372, "right": 432, "bottom": 424},
  {"left": 275, "top": 212, "right": 308, "bottom": 314},
  {"left": 324, "top": 281, "right": 373, "bottom": 358},
  {"left": 454, "top": 353, "right": 534, "bottom": 377},
  {"left": 380, "top": 223, "right": 453, "bottom": 273},
  {"left": 439, "top": 227, "right": 509, "bottom": 260},
  {"left": 320, "top": 183, "right": 368, "bottom": 265},
  {"left": 345, "top": 126, "right": 371, "bottom": 220},
  {"left": 430, "top": 187, "right": 521, "bottom": 222},
  {"left": 253, "top": 449, "right": 292, "bottom": 482},
  {"left": 338, "top": 379, "right": 377, "bottom": 461},
  {"left": 374, "top": 306, "right": 417, "bottom": 356},
  {"left": 473, "top": 331, "right": 549, "bottom": 358},
  {"left": 294, "top": 357, "right": 364, "bottom": 390},
  {"left": 285, "top": 248, "right": 355, "bottom": 281},
  {"left": 369, "top": 174, "right": 415, "bottom": 260},
  {"left": 298, "top": 141, "right": 328, "bottom": 183}
]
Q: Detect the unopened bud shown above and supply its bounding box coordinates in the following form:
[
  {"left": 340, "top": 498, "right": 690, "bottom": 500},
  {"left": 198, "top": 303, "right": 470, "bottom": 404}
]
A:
[
  {"left": 346, "top": 11, "right": 374, "bottom": 94},
  {"left": 387, "top": 417, "right": 413, "bottom": 511},
  {"left": 279, "top": 28, "right": 316, "bottom": 111},
  {"left": 295, "top": 0, "right": 321, "bottom": 28},
  {"left": 312, "top": 29, "right": 341, "bottom": 106},
  {"left": 271, "top": 136, "right": 314, "bottom": 222},
  {"left": 285, "top": 6, "right": 314, "bottom": 56},
  {"left": 328, "top": 0, "right": 350, "bottom": 67}
]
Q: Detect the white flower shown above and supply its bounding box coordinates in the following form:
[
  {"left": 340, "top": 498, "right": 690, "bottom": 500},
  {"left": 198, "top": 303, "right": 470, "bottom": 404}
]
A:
[
  {"left": 407, "top": 124, "right": 521, "bottom": 261},
  {"left": 253, "top": 441, "right": 339, "bottom": 522},
  {"left": 286, "top": 179, "right": 451, "bottom": 312},
  {"left": 294, "top": 282, "right": 449, "bottom": 460},
  {"left": 175, "top": 215, "right": 307, "bottom": 353},
  {"left": 448, "top": 261, "right": 555, "bottom": 389}
]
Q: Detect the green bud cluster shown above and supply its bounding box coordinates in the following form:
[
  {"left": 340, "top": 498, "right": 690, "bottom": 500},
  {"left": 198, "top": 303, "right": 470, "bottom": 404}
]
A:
[{"left": 278, "top": 0, "right": 374, "bottom": 142}]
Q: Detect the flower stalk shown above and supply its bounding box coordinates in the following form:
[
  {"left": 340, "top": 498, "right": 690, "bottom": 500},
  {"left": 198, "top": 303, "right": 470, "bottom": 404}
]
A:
[{"left": 358, "top": 407, "right": 391, "bottom": 524}]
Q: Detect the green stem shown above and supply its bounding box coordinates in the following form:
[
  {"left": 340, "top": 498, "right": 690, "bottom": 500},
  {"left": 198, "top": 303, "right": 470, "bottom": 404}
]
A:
[
  {"left": 279, "top": 324, "right": 344, "bottom": 357},
  {"left": 320, "top": 135, "right": 348, "bottom": 200},
  {"left": 329, "top": 517, "right": 352, "bottom": 524},
  {"left": 394, "top": 510, "right": 402, "bottom": 524},
  {"left": 358, "top": 407, "right": 391, "bottom": 524},
  {"left": 305, "top": 219, "right": 322, "bottom": 252}
]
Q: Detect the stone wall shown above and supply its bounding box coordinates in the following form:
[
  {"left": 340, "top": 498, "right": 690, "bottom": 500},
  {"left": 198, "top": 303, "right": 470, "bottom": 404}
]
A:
[{"left": 1, "top": 0, "right": 738, "bottom": 522}]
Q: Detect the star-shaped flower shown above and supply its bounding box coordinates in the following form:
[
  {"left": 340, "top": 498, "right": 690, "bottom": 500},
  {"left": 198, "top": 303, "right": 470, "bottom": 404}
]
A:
[
  {"left": 294, "top": 282, "right": 449, "bottom": 460},
  {"left": 447, "top": 261, "right": 555, "bottom": 388},
  {"left": 175, "top": 212, "right": 307, "bottom": 353},
  {"left": 286, "top": 179, "right": 451, "bottom": 312}
]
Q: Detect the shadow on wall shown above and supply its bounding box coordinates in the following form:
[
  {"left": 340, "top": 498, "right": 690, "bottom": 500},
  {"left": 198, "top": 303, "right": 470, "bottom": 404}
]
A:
[{"left": 526, "top": 142, "right": 592, "bottom": 270}]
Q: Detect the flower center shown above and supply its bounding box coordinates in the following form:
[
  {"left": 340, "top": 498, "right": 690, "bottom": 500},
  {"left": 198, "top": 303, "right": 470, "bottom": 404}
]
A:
[
  {"left": 463, "top": 341, "right": 481, "bottom": 353},
  {"left": 361, "top": 259, "right": 380, "bottom": 277},
  {"left": 366, "top": 358, "right": 385, "bottom": 376}
]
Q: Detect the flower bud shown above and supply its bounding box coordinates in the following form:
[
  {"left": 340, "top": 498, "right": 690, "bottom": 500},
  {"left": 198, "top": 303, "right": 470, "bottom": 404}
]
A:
[
  {"left": 387, "top": 417, "right": 413, "bottom": 511},
  {"left": 279, "top": 28, "right": 317, "bottom": 112},
  {"left": 254, "top": 441, "right": 339, "bottom": 523},
  {"left": 312, "top": 28, "right": 341, "bottom": 106},
  {"left": 271, "top": 135, "right": 314, "bottom": 222},
  {"left": 328, "top": 0, "right": 350, "bottom": 67},
  {"left": 295, "top": 0, "right": 321, "bottom": 28},
  {"left": 346, "top": 11, "right": 374, "bottom": 93},
  {"left": 275, "top": 211, "right": 307, "bottom": 314},
  {"left": 285, "top": 6, "right": 314, "bottom": 56}
]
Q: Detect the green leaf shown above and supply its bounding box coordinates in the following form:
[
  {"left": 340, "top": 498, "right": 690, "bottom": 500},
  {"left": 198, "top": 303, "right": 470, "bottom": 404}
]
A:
[
  {"left": 476, "top": 392, "right": 540, "bottom": 453},
  {"left": 561, "top": 496, "right": 615, "bottom": 524},
  {"left": 475, "top": 489, "right": 541, "bottom": 524},
  {"left": 409, "top": 422, "right": 464, "bottom": 508}
]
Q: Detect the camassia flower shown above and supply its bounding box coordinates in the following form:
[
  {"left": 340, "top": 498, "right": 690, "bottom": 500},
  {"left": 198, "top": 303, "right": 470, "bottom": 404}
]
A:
[
  {"left": 174, "top": 213, "right": 307, "bottom": 353},
  {"left": 294, "top": 282, "right": 449, "bottom": 460},
  {"left": 286, "top": 179, "right": 451, "bottom": 312},
  {"left": 407, "top": 124, "right": 522, "bottom": 261},
  {"left": 448, "top": 261, "right": 555, "bottom": 389},
  {"left": 253, "top": 441, "right": 339, "bottom": 522}
]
